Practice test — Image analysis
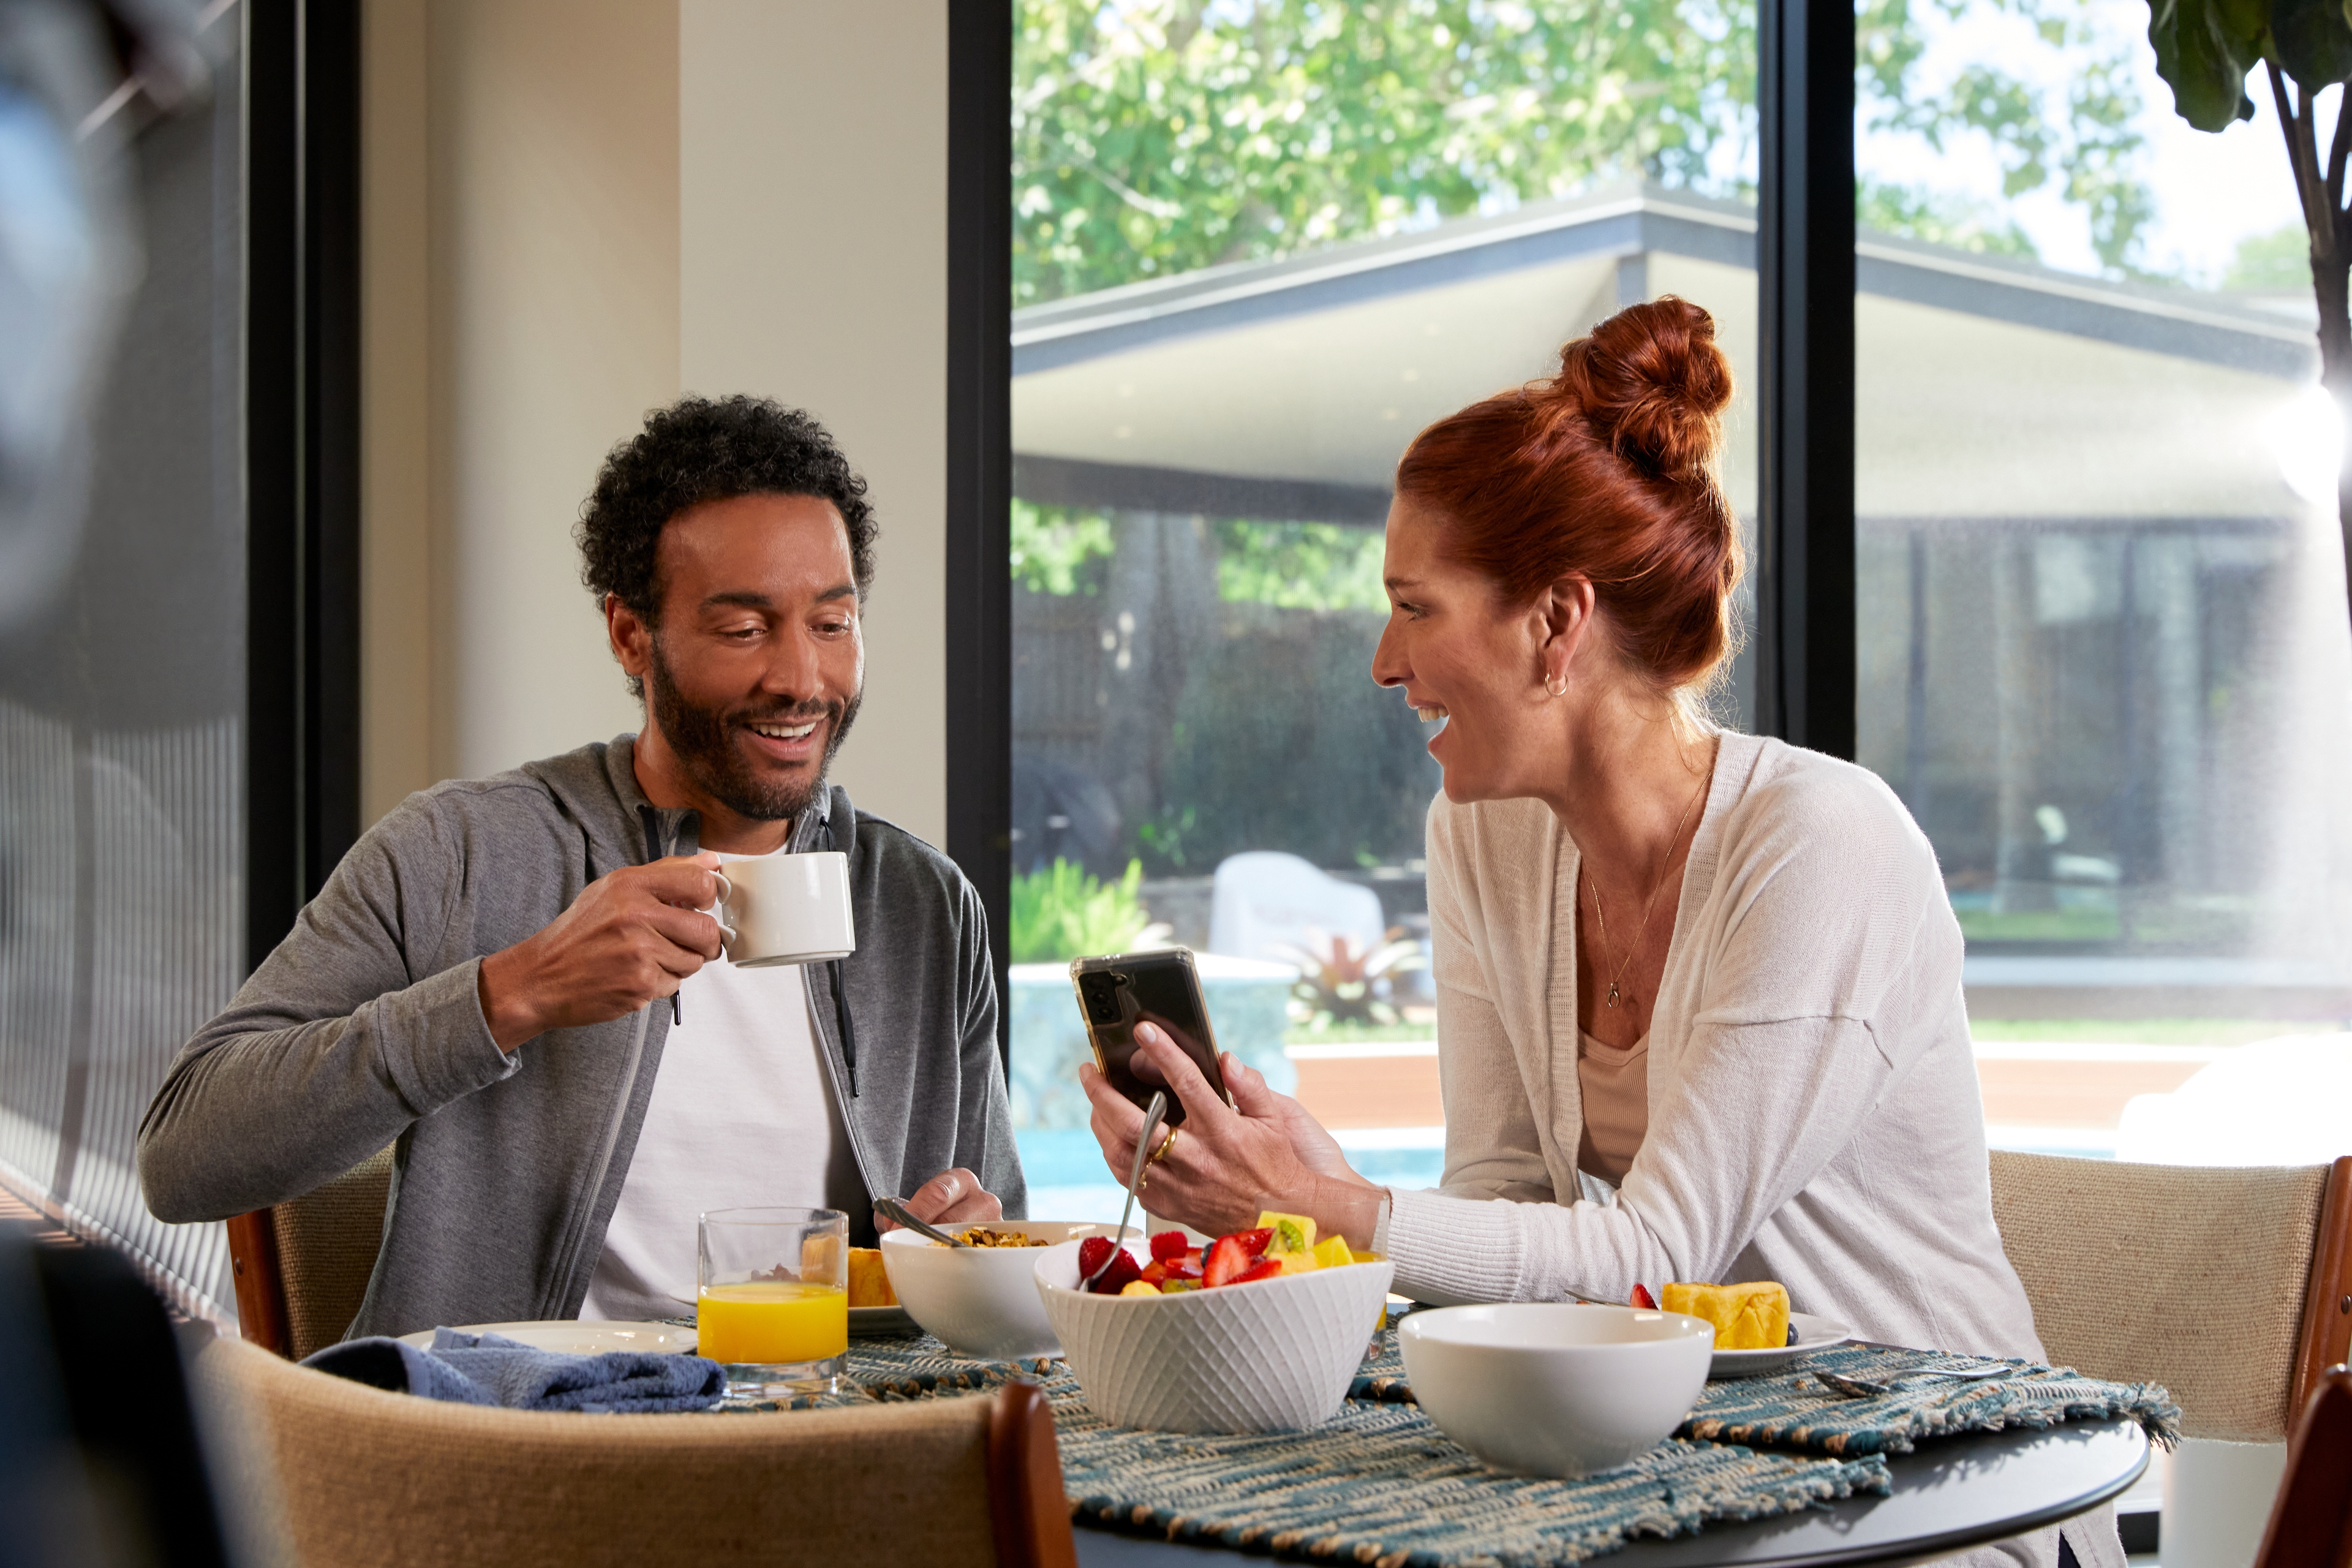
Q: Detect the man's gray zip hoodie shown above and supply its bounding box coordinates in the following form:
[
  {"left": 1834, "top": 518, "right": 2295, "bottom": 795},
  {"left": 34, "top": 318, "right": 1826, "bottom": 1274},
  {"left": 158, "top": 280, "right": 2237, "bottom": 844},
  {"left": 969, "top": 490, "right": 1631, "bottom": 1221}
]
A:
[{"left": 137, "top": 736, "right": 1026, "bottom": 1340}]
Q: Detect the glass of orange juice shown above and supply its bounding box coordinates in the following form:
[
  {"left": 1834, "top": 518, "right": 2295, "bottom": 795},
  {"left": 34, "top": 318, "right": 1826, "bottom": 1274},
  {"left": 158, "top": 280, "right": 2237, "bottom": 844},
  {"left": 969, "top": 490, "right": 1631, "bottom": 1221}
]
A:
[{"left": 698, "top": 1207, "right": 850, "bottom": 1396}]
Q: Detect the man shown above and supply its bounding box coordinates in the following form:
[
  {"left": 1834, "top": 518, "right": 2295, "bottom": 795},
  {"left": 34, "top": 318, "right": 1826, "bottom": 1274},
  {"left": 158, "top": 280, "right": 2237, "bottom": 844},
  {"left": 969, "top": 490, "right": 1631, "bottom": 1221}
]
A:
[{"left": 140, "top": 395, "right": 1022, "bottom": 1336}]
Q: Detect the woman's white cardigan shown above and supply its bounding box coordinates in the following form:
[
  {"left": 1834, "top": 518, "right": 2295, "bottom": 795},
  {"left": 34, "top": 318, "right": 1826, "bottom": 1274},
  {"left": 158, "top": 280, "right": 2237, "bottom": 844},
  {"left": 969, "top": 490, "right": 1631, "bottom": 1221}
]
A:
[
  {"left": 1385, "top": 733, "right": 2116, "bottom": 1568},
  {"left": 1388, "top": 729, "right": 2034, "bottom": 1348}
]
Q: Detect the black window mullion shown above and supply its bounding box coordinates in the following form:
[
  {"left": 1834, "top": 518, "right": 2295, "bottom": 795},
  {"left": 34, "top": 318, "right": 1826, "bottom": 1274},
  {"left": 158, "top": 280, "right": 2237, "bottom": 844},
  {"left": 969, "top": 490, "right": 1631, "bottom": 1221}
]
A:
[
  {"left": 244, "top": 0, "right": 360, "bottom": 971},
  {"left": 1754, "top": 0, "right": 1858, "bottom": 759},
  {"left": 945, "top": 0, "right": 1017, "bottom": 1064}
]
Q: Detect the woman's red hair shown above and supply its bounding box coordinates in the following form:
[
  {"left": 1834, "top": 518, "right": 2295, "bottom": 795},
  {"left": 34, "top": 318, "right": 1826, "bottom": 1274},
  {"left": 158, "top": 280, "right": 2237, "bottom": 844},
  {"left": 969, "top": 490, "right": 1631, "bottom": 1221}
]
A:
[{"left": 1395, "top": 296, "right": 1741, "bottom": 699}]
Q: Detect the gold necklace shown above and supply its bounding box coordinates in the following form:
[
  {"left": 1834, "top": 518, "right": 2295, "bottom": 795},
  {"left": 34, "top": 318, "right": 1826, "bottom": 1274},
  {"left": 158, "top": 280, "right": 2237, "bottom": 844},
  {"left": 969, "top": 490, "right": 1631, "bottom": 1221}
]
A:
[{"left": 1585, "top": 772, "right": 1709, "bottom": 1011}]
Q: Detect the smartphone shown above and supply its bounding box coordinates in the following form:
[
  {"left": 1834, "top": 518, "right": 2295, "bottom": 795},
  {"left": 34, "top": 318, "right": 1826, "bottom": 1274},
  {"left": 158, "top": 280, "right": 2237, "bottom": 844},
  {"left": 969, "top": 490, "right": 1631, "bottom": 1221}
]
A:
[{"left": 1069, "top": 948, "right": 1232, "bottom": 1126}]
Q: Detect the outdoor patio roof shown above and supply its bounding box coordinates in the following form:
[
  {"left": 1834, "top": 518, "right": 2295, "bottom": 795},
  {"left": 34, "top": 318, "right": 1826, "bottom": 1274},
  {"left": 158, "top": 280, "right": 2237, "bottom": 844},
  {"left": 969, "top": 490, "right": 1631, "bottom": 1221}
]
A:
[{"left": 1011, "top": 183, "right": 2321, "bottom": 525}]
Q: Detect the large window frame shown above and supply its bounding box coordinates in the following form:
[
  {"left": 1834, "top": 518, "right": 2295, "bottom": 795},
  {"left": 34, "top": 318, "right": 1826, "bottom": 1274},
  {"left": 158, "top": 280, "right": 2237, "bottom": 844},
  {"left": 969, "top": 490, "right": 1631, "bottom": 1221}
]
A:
[{"left": 942, "top": 0, "right": 1860, "bottom": 989}]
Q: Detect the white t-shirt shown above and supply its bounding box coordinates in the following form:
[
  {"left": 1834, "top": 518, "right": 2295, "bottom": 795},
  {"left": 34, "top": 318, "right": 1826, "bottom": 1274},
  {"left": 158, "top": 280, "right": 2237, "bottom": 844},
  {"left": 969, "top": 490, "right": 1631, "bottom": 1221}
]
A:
[{"left": 580, "top": 849, "right": 862, "bottom": 1322}]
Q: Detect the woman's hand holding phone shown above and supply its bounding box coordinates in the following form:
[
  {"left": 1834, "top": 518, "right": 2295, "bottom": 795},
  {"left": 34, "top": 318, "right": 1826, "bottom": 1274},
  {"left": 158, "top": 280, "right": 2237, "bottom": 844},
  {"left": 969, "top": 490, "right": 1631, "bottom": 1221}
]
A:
[{"left": 1078, "top": 1022, "right": 1389, "bottom": 1247}]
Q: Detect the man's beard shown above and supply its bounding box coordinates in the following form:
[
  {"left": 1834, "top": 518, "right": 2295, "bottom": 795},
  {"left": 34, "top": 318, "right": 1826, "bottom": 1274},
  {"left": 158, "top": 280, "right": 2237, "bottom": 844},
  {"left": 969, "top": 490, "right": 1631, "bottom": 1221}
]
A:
[{"left": 645, "top": 635, "right": 860, "bottom": 823}]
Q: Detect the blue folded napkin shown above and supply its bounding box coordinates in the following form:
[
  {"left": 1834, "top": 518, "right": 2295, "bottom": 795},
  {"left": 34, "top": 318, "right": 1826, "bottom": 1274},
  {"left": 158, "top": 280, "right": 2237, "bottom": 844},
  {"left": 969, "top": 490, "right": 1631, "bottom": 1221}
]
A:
[{"left": 303, "top": 1328, "right": 727, "bottom": 1413}]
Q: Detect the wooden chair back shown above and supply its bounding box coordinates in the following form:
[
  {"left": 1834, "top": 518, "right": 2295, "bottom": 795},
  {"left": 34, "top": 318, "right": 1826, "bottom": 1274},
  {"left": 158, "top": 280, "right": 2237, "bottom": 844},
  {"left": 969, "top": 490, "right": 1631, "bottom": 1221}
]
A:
[
  {"left": 190, "top": 1333, "right": 1077, "bottom": 1568},
  {"left": 1988, "top": 1151, "right": 2352, "bottom": 1441},
  {"left": 224, "top": 1148, "right": 393, "bottom": 1359},
  {"left": 2253, "top": 1367, "right": 2352, "bottom": 1568}
]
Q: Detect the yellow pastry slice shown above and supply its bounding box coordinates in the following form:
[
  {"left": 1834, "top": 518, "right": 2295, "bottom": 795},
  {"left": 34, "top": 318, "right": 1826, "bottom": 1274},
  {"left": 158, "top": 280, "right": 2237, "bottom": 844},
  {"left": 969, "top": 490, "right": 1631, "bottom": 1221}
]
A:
[
  {"left": 1661, "top": 1281, "right": 1790, "bottom": 1350},
  {"left": 846, "top": 1246, "right": 897, "bottom": 1308}
]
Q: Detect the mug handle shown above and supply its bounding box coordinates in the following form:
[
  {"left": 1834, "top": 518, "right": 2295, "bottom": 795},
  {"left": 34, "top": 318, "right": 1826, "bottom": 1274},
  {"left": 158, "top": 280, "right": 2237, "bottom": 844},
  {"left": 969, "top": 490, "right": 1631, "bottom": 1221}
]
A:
[{"left": 709, "top": 870, "right": 737, "bottom": 953}]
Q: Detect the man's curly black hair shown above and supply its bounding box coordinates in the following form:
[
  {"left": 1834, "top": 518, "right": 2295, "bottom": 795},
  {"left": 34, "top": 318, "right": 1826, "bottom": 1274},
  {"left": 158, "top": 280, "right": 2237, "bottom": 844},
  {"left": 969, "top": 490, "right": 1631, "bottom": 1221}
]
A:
[{"left": 576, "top": 394, "right": 878, "bottom": 633}]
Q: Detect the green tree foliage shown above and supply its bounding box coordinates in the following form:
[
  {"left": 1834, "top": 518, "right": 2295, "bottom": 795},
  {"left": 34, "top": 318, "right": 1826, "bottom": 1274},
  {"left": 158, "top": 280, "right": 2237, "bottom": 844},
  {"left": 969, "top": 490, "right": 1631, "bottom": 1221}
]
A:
[
  {"left": 1009, "top": 857, "right": 1158, "bottom": 962},
  {"left": 1014, "top": 0, "right": 2160, "bottom": 302},
  {"left": 1213, "top": 519, "right": 1389, "bottom": 609},
  {"left": 1857, "top": 178, "right": 2040, "bottom": 257},
  {"left": 1011, "top": 499, "right": 1118, "bottom": 595},
  {"left": 2224, "top": 221, "right": 2315, "bottom": 289}
]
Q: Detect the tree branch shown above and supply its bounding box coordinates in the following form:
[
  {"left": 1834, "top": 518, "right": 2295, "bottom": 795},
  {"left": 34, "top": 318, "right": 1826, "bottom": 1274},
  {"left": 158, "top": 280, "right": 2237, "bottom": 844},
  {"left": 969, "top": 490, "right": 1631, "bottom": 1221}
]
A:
[
  {"left": 2335, "top": 88, "right": 2352, "bottom": 224},
  {"left": 2271, "top": 64, "right": 2330, "bottom": 250}
]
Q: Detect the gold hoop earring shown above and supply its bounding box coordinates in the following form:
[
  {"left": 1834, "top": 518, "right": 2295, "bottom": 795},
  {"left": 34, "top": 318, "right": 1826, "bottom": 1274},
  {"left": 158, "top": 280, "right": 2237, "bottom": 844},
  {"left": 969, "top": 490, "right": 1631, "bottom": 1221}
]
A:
[{"left": 1545, "top": 673, "right": 1569, "bottom": 698}]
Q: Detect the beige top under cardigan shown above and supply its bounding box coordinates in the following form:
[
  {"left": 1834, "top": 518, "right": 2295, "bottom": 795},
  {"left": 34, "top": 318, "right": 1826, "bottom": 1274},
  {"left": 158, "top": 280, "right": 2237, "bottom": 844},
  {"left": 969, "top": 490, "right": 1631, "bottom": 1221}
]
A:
[
  {"left": 1385, "top": 733, "right": 2112, "bottom": 1568},
  {"left": 1574, "top": 1030, "right": 1647, "bottom": 1183}
]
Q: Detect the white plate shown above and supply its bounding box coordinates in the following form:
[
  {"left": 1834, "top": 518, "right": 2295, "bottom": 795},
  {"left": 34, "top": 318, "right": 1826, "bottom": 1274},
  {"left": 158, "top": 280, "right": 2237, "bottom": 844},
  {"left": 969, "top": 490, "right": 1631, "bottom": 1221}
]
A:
[
  {"left": 1708, "top": 1310, "right": 1849, "bottom": 1379},
  {"left": 394, "top": 1321, "right": 698, "bottom": 1355},
  {"left": 851, "top": 1304, "right": 918, "bottom": 1336}
]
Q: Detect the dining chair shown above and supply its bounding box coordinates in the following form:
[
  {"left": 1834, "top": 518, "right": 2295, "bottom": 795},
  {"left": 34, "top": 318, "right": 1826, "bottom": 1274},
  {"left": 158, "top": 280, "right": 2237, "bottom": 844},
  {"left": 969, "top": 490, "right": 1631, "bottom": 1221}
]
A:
[
  {"left": 189, "top": 1332, "right": 1079, "bottom": 1568},
  {"left": 2251, "top": 1367, "right": 2351, "bottom": 1568},
  {"left": 224, "top": 1147, "right": 393, "bottom": 1359},
  {"left": 1987, "top": 1150, "right": 2352, "bottom": 1441}
]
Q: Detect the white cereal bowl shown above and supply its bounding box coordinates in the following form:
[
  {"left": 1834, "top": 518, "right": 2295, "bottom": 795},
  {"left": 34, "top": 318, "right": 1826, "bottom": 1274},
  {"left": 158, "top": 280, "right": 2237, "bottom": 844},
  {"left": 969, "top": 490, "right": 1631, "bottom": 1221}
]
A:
[
  {"left": 1399, "top": 1303, "right": 1714, "bottom": 1478},
  {"left": 1035, "top": 1243, "right": 1396, "bottom": 1434},
  {"left": 879, "top": 1221, "right": 1135, "bottom": 1360}
]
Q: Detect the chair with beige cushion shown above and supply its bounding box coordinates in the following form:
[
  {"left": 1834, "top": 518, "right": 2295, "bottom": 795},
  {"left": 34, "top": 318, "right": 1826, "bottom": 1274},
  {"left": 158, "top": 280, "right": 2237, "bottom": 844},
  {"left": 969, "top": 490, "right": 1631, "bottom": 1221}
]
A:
[
  {"left": 1988, "top": 1150, "right": 2351, "bottom": 1442},
  {"left": 190, "top": 1332, "right": 1077, "bottom": 1568},
  {"left": 225, "top": 1147, "right": 394, "bottom": 1359}
]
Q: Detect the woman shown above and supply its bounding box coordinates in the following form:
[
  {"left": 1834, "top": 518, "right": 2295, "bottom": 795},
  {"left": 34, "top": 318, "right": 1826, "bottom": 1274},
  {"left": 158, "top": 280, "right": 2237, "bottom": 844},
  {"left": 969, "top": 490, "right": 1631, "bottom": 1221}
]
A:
[{"left": 1082, "top": 298, "right": 2111, "bottom": 1568}]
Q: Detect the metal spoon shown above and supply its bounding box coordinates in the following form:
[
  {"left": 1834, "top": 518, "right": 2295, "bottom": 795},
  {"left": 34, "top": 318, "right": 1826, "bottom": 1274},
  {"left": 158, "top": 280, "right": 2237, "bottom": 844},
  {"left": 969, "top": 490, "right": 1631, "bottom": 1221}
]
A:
[
  {"left": 874, "top": 1194, "right": 971, "bottom": 1248},
  {"left": 1085, "top": 1090, "right": 1167, "bottom": 1291},
  {"left": 1815, "top": 1359, "right": 2012, "bottom": 1399}
]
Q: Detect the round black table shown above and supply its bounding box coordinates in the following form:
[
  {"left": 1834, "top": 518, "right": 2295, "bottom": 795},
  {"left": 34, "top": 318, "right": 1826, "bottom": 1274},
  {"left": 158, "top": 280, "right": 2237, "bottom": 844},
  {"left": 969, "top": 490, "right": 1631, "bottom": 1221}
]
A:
[{"left": 1072, "top": 1417, "right": 2148, "bottom": 1568}]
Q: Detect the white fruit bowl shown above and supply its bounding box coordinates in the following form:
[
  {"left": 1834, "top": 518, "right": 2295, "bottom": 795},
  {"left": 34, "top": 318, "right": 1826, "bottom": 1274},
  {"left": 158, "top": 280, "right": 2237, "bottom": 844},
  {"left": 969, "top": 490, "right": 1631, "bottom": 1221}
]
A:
[
  {"left": 1035, "top": 1243, "right": 1396, "bottom": 1433},
  {"left": 880, "top": 1221, "right": 1136, "bottom": 1360},
  {"left": 1399, "top": 1303, "right": 1714, "bottom": 1477}
]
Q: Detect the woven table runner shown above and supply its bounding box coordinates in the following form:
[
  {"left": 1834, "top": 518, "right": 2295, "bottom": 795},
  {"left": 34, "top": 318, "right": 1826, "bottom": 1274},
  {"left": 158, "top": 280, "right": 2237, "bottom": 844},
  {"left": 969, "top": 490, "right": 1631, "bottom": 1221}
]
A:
[
  {"left": 1344, "top": 1330, "right": 2181, "bottom": 1457},
  {"left": 739, "top": 1333, "right": 1888, "bottom": 1567}
]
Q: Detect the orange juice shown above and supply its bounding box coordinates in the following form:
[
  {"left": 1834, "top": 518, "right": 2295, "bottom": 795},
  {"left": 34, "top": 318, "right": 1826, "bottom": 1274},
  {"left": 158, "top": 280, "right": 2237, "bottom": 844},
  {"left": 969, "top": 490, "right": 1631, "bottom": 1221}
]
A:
[{"left": 697, "top": 1281, "right": 848, "bottom": 1363}]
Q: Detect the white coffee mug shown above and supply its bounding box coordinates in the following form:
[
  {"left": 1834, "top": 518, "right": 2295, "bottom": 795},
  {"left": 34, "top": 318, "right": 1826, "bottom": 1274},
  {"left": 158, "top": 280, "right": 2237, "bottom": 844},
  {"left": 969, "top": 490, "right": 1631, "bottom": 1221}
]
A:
[{"left": 712, "top": 850, "right": 856, "bottom": 968}]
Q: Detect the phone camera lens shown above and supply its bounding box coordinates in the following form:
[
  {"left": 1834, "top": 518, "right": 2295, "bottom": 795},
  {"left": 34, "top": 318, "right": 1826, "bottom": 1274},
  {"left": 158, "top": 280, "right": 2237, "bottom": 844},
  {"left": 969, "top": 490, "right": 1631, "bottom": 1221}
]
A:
[{"left": 1080, "top": 973, "right": 1125, "bottom": 1025}]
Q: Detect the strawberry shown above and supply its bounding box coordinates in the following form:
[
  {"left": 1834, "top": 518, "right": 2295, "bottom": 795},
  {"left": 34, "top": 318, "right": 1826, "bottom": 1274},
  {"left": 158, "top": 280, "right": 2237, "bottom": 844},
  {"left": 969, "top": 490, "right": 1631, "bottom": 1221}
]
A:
[
  {"left": 1140, "top": 1259, "right": 1169, "bottom": 1286},
  {"left": 1229, "top": 1227, "right": 1276, "bottom": 1257},
  {"left": 1232, "top": 1257, "right": 1284, "bottom": 1285},
  {"left": 1077, "top": 1236, "right": 1115, "bottom": 1280},
  {"left": 1165, "top": 1255, "right": 1203, "bottom": 1281},
  {"left": 1201, "top": 1234, "right": 1255, "bottom": 1289},
  {"left": 1098, "top": 1249, "right": 1144, "bottom": 1294},
  {"left": 1630, "top": 1284, "right": 1658, "bottom": 1310},
  {"left": 1091, "top": 1248, "right": 1143, "bottom": 1295},
  {"left": 1149, "top": 1230, "right": 1190, "bottom": 1263}
]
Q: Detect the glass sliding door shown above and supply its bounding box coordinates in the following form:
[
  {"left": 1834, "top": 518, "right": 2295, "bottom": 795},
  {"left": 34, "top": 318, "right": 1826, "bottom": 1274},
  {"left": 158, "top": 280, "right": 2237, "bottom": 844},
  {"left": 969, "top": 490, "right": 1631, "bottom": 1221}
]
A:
[
  {"left": 1851, "top": 0, "right": 2352, "bottom": 1169},
  {"left": 1007, "top": 1, "right": 1762, "bottom": 1215},
  {"left": 0, "top": 18, "right": 249, "bottom": 1315}
]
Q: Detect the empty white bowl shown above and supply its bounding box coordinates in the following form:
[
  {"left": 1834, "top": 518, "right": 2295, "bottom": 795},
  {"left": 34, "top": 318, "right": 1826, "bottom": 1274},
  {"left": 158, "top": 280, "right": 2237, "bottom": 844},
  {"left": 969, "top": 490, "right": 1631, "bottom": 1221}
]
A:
[
  {"left": 879, "top": 1221, "right": 1134, "bottom": 1360},
  {"left": 1035, "top": 1242, "right": 1396, "bottom": 1433},
  {"left": 1399, "top": 1303, "right": 1714, "bottom": 1477}
]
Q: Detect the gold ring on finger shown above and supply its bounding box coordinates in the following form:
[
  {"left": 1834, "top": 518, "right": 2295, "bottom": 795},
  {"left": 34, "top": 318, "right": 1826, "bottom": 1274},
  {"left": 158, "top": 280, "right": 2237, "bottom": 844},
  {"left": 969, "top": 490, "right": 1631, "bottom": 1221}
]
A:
[{"left": 1147, "top": 1125, "right": 1180, "bottom": 1167}]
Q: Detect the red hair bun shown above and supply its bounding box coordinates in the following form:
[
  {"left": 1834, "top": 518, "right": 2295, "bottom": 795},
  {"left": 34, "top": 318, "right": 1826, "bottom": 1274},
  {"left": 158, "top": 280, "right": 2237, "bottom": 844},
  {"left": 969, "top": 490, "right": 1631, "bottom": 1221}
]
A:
[{"left": 1395, "top": 296, "right": 1741, "bottom": 697}]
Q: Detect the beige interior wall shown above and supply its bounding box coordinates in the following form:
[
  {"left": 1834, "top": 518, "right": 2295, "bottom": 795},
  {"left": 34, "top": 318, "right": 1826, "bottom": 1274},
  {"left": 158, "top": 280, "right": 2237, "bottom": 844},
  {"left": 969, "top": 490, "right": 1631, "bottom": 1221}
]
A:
[
  {"left": 677, "top": 0, "right": 951, "bottom": 849},
  {"left": 360, "top": 0, "right": 431, "bottom": 821},
  {"left": 364, "top": 0, "right": 951, "bottom": 846},
  {"left": 362, "top": 0, "right": 683, "bottom": 822}
]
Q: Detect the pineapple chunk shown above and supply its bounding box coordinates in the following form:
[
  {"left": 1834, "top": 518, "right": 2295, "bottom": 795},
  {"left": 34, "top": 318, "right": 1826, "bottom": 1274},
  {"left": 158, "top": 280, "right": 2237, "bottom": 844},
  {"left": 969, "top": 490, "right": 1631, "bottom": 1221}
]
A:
[
  {"left": 1118, "top": 1278, "right": 1161, "bottom": 1297},
  {"left": 1310, "top": 1235, "right": 1355, "bottom": 1272},
  {"left": 1255, "top": 1209, "right": 1321, "bottom": 1273},
  {"left": 1660, "top": 1281, "right": 1789, "bottom": 1350}
]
